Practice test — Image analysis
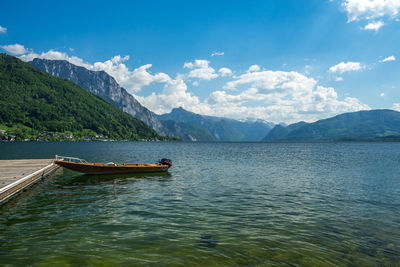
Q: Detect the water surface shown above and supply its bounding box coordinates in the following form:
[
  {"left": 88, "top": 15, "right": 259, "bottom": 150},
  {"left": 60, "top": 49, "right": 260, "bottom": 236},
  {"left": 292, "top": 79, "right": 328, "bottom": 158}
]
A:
[{"left": 0, "top": 142, "right": 400, "bottom": 266}]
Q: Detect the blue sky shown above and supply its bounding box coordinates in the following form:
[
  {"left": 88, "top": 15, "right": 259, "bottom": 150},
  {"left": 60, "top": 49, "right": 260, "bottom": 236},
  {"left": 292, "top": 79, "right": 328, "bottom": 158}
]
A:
[{"left": 1, "top": 0, "right": 400, "bottom": 123}]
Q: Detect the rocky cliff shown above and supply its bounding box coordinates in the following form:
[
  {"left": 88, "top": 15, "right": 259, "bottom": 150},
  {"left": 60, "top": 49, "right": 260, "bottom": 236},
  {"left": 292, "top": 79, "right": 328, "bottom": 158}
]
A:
[{"left": 30, "top": 58, "right": 166, "bottom": 134}]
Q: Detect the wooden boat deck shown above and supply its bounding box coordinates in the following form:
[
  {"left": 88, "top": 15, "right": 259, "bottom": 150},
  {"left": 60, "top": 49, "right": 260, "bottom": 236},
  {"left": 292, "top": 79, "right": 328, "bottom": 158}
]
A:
[
  {"left": 0, "top": 159, "right": 59, "bottom": 204},
  {"left": 55, "top": 160, "right": 170, "bottom": 174},
  {"left": 86, "top": 163, "right": 162, "bottom": 167}
]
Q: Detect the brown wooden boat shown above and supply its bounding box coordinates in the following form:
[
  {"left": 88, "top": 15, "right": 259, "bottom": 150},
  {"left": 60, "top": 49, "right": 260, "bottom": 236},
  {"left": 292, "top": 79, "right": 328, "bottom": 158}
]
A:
[{"left": 54, "top": 155, "right": 172, "bottom": 174}]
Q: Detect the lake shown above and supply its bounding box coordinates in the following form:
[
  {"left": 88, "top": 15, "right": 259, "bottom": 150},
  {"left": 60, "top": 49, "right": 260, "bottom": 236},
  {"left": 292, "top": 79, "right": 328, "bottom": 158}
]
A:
[{"left": 0, "top": 142, "right": 400, "bottom": 266}]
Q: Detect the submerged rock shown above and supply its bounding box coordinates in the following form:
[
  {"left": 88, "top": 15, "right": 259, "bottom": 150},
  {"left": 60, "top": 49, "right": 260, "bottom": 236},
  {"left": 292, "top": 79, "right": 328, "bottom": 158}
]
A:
[{"left": 199, "top": 233, "right": 219, "bottom": 248}]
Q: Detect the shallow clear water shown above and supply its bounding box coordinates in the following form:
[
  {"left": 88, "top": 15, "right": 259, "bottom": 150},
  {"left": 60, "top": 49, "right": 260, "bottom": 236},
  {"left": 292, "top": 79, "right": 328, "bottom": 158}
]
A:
[{"left": 0, "top": 142, "right": 400, "bottom": 266}]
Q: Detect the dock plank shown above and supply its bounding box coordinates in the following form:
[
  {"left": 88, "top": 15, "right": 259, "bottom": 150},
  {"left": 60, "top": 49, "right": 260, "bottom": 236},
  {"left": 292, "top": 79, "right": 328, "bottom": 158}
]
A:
[
  {"left": 0, "top": 159, "right": 54, "bottom": 188},
  {"left": 0, "top": 159, "right": 58, "bottom": 203}
]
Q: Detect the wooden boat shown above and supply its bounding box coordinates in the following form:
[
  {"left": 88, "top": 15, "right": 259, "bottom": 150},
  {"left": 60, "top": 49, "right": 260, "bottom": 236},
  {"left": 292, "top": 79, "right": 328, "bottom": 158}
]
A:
[{"left": 54, "top": 155, "right": 172, "bottom": 174}]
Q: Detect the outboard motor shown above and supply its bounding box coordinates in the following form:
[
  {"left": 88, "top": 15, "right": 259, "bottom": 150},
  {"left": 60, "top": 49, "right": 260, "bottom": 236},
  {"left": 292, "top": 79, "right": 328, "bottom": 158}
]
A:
[{"left": 159, "top": 158, "right": 172, "bottom": 167}]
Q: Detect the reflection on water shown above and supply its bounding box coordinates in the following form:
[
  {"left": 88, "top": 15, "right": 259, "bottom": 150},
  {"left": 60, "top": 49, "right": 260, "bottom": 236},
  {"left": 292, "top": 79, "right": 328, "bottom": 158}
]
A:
[
  {"left": 65, "top": 170, "right": 172, "bottom": 184},
  {"left": 0, "top": 141, "right": 400, "bottom": 266}
]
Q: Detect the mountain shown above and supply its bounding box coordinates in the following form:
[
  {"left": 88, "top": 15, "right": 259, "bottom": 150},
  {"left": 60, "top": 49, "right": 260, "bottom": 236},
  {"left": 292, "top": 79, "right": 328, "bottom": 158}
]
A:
[
  {"left": 159, "top": 120, "right": 215, "bottom": 141},
  {"left": 263, "top": 121, "right": 306, "bottom": 141},
  {"left": 28, "top": 58, "right": 274, "bottom": 141},
  {"left": 158, "top": 107, "right": 274, "bottom": 141},
  {"left": 263, "top": 109, "right": 400, "bottom": 142},
  {"left": 29, "top": 58, "right": 167, "bottom": 134},
  {"left": 0, "top": 53, "right": 165, "bottom": 141}
]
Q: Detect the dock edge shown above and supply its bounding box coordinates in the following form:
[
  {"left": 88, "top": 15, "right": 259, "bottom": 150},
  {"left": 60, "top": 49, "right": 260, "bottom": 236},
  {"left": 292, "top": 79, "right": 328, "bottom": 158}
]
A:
[{"left": 0, "top": 162, "right": 59, "bottom": 204}]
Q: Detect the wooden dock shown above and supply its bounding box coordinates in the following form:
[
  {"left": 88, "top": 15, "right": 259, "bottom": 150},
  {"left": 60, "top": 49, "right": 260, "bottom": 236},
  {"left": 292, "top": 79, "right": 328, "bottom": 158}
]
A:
[{"left": 0, "top": 159, "right": 59, "bottom": 204}]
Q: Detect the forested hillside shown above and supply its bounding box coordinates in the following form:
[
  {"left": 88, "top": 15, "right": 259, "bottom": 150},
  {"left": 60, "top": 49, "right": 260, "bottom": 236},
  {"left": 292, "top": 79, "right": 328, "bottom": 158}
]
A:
[{"left": 0, "top": 54, "right": 166, "bottom": 141}]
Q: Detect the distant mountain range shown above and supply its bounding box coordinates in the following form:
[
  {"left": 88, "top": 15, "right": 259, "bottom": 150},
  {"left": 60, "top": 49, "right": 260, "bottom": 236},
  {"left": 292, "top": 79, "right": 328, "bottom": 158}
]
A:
[
  {"left": 0, "top": 54, "right": 165, "bottom": 141},
  {"left": 263, "top": 109, "right": 400, "bottom": 142},
  {"left": 158, "top": 107, "right": 274, "bottom": 141},
  {"left": 26, "top": 56, "right": 400, "bottom": 143},
  {"left": 31, "top": 58, "right": 275, "bottom": 141}
]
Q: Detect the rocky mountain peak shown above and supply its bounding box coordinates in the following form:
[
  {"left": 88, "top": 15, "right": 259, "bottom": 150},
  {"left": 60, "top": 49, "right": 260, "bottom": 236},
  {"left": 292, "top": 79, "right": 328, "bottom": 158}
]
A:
[{"left": 29, "top": 58, "right": 167, "bottom": 134}]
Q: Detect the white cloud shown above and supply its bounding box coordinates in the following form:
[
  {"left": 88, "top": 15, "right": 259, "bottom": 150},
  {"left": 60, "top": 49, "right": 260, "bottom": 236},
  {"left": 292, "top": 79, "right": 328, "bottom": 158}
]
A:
[
  {"left": 218, "top": 67, "right": 232, "bottom": 76},
  {"left": 184, "top": 59, "right": 218, "bottom": 80},
  {"left": 362, "top": 20, "right": 384, "bottom": 30},
  {"left": 380, "top": 55, "right": 396, "bottom": 62},
  {"left": 224, "top": 70, "right": 317, "bottom": 92},
  {"left": 329, "top": 61, "right": 363, "bottom": 74},
  {"left": 392, "top": 103, "right": 400, "bottom": 111},
  {"left": 18, "top": 52, "right": 40, "bottom": 62},
  {"left": 0, "top": 25, "right": 7, "bottom": 33},
  {"left": 17, "top": 48, "right": 170, "bottom": 93},
  {"left": 93, "top": 56, "right": 171, "bottom": 92},
  {"left": 135, "top": 66, "right": 370, "bottom": 122},
  {"left": 211, "top": 51, "right": 224, "bottom": 57},
  {"left": 247, "top": 64, "right": 261, "bottom": 72},
  {"left": 1, "top": 44, "right": 28, "bottom": 55},
  {"left": 19, "top": 49, "right": 93, "bottom": 69},
  {"left": 192, "top": 81, "right": 199, "bottom": 86},
  {"left": 335, "top": 76, "right": 344, "bottom": 81},
  {"left": 211, "top": 69, "right": 369, "bottom": 123},
  {"left": 134, "top": 75, "right": 204, "bottom": 114},
  {"left": 343, "top": 0, "right": 400, "bottom": 22}
]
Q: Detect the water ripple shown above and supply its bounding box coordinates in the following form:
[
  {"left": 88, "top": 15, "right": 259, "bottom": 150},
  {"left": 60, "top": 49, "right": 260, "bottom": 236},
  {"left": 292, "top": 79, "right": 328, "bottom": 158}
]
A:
[{"left": 1, "top": 142, "right": 400, "bottom": 265}]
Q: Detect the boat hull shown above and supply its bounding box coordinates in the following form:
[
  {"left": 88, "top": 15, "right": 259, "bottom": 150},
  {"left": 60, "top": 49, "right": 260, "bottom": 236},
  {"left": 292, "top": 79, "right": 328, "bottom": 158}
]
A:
[{"left": 55, "top": 160, "right": 170, "bottom": 174}]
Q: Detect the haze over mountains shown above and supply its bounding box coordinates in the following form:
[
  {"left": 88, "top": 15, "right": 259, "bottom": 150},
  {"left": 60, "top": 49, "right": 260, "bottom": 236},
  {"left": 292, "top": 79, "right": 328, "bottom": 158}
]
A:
[
  {"left": 158, "top": 107, "right": 274, "bottom": 141},
  {"left": 263, "top": 109, "right": 400, "bottom": 142}
]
